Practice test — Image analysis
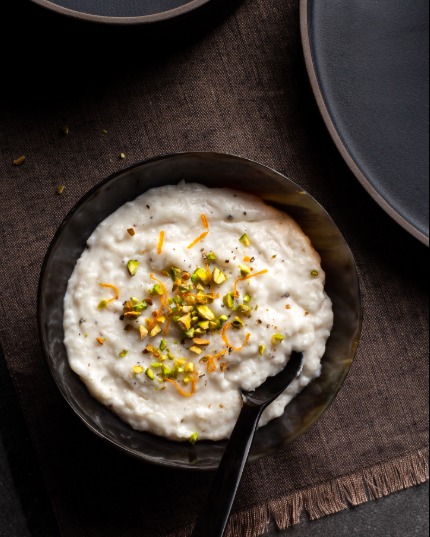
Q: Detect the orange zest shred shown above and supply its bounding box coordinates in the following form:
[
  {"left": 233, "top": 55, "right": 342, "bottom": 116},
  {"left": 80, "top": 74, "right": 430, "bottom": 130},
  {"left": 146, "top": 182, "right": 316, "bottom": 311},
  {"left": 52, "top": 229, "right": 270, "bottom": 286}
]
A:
[
  {"left": 233, "top": 269, "right": 268, "bottom": 298},
  {"left": 96, "top": 337, "right": 105, "bottom": 345},
  {"left": 99, "top": 283, "right": 120, "bottom": 302},
  {"left": 204, "top": 349, "right": 227, "bottom": 374},
  {"left": 187, "top": 231, "right": 208, "bottom": 249},
  {"left": 201, "top": 214, "right": 209, "bottom": 230},
  {"left": 157, "top": 230, "right": 165, "bottom": 255},
  {"left": 147, "top": 274, "right": 171, "bottom": 331},
  {"left": 222, "top": 322, "right": 251, "bottom": 351},
  {"left": 165, "top": 377, "right": 196, "bottom": 397}
]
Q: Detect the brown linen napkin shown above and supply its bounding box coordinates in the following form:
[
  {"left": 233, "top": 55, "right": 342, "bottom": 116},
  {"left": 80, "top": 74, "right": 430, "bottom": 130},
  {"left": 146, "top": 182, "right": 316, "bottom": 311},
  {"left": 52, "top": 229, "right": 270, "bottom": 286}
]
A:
[{"left": 0, "top": 0, "right": 428, "bottom": 536}]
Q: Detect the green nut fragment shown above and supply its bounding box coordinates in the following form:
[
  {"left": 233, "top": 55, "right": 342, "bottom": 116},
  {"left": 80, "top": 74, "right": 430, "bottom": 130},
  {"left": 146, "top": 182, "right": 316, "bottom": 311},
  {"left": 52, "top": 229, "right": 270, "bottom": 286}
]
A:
[
  {"left": 127, "top": 259, "right": 140, "bottom": 276},
  {"left": 192, "top": 267, "right": 211, "bottom": 285},
  {"left": 206, "top": 252, "right": 217, "bottom": 262},
  {"left": 145, "top": 368, "right": 155, "bottom": 380},
  {"left": 159, "top": 339, "right": 167, "bottom": 351},
  {"left": 198, "top": 320, "right": 210, "bottom": 330},
  {"left": 232, "top": 317, "right": 244, "bottom": 329},
  {"left": 271, "top": 334, "right": 285, "bottom": 344},
  {"left": 178, "top": 313, "right": 192, "bottom": 330},
  {"left": 311, "top": 269, "right": 319, "bottom": 277},
  {"left": 119, "top": 349, "right": 128, "bottom": 358},
  {"left": 258, "top": 344, "right": 266, "bottom": 356},
  {"left": 150, "top": 283, "right": 163, "bottom": 295},
  {"left": 238, "top": 264, "right": 251, "bottom": 276},
  {"left": 212, "top": 267, "right": 227, "bottom": 285},
  {"left": 150, "top": 363, "right": 163, "bottom": 369},
  {"left": 197, "top": 305, "right": 215, "bottom": 321},
  {"left": 184, "top": 328, "right": 195, "bottom": 339},
  {"left": 239, "top": 233, "right": 251, "bottom": 247},
  {"left": 162, "top": 364, "right": 172, "bottom": 376},
  {"left": 223, "top": 293, "right": 235, "bottom": 310},
  {"left": 236, "top": 304, "right": 252, "bottom": 317},
  {"left": 98, "top": 299, "right": 108, "bottom": 309},
  {"left": 243, "top": 294, "right": 252, "bottom": 304},
  {"left": 150, "top": 325, "right": 162, "bottom": 337},
  {"left": 133, "top": 300, "right": 148, "bottom": 312},
  {"left": 217, "top": 315, "right": 229, "bottom": 326},
  {"left": 188, "top": 432, "right": 199, "bottom": 445}
]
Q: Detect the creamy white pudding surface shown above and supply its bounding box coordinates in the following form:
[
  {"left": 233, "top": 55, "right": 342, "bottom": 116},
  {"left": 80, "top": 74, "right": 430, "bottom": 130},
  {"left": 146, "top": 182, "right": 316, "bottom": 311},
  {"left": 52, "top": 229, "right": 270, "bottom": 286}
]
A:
[{"left": 63, "top": 182, "right": 333, "bottom": 442}]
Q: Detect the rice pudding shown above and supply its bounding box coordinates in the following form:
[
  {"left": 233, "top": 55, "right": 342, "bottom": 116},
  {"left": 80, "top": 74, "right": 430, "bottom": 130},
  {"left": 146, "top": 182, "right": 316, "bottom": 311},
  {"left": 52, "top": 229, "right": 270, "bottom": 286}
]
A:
[{"left": 63, "top": 182, "right": 333, "bottom": 442}]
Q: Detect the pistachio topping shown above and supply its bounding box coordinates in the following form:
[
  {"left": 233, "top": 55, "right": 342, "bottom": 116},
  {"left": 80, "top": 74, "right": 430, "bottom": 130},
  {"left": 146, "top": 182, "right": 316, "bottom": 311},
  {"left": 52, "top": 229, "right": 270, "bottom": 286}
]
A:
[
  {"left": 271, "top": 334, "right": 285, "bottom": 344},
  {"left": 258, "top": 344, "right": 266, "bottom": 356},
  {"left": 119, "top": 349, "right": 128, "bottom": 358},
  {"left": 238, "top": 264, "right": 251, "bottom": 276},
  {"left": 239, "top": 233, "right": 251, "bottom": 246},
  {"left": 133, "top": 365, "right": 144, "bottom": 375},
  {"left": 206, "top": 252, "right": 217, "bottom": 261},
  {"left": 188, "top": 432, "right": 199, "bottom": 445},
  {"left": 145, "top": 368, "right": 155, "bottom": 380},
  {"left": 223, "top": 293, "right": 235, "bottom": 310},
  {"left": 127, "top": 260, "right": 140, "bottom": 276},
  {"left": 311, "top": 269, "right": 319, "bottom": 277}
]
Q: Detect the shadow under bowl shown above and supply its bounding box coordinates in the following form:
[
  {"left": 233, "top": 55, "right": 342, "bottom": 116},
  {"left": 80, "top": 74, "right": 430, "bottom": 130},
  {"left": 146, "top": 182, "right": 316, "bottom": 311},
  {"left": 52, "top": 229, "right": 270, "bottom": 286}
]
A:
[{"left": 37, "top": 151, "right": 362, "bottom": 470}]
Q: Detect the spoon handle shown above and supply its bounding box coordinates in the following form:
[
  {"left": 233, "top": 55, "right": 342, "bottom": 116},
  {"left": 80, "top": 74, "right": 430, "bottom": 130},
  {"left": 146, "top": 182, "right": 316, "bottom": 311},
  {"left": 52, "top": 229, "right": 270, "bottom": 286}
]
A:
[{"left": 191, "top": 403, "right": 263, "bottom": 537}]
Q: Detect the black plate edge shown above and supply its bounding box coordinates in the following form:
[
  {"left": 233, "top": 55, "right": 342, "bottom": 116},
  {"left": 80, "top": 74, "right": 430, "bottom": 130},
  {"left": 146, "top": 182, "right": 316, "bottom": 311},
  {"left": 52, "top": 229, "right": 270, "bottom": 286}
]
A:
[{"left": 299, "top": 0, "right": 429, "bottom": 248}]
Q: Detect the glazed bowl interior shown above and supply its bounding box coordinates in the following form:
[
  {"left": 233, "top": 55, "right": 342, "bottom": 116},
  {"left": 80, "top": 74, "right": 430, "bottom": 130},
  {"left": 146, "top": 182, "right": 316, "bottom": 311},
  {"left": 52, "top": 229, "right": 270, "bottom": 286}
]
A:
[{"left": 37, "top": 152, "right": 362, "bottom": 470}]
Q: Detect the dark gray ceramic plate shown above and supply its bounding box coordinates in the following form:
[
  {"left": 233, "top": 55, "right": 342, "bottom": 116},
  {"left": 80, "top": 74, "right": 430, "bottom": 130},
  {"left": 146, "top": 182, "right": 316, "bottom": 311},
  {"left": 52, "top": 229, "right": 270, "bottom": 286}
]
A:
[
  {"left": 301, "top": 0, "right": 429, "bottom": 246},
  {"left": 37, "top": 152, "right": 362, "bottom": 470},
  {"left": 30, "top": 0, "right": 219, "bottom": 23}
]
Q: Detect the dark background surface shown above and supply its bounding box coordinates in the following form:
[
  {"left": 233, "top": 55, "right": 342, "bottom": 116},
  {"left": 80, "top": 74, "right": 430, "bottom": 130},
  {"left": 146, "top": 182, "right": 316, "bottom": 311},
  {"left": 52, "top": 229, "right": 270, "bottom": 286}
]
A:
[
  {"left": 1, "top": 347, "right": 428, "bottom": 536},
  {"left": 0, "top": 0, "right": 428, "bottom": 536}
]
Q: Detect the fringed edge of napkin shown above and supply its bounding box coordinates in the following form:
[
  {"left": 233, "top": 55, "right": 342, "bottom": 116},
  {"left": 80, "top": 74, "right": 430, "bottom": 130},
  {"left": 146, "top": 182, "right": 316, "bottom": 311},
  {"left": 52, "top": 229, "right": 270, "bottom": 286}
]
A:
[{"left": 169, "top": 447, "right": 429, "bottom": 537}]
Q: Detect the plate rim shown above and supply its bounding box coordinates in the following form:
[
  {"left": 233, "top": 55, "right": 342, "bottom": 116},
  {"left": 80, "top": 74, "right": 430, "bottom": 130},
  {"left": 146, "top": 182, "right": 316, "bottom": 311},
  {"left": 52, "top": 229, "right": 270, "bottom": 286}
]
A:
[
  {"left": 300, "top": 0, "right": 429, "bottom": 247},
  {"left": 30, "top": 0, "right": 213, "bottom": 24}
]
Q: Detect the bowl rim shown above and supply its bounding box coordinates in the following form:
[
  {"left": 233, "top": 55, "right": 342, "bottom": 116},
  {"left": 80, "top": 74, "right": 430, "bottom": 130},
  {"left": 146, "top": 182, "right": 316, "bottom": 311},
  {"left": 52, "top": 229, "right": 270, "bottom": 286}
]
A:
[
  {"left": 30, "top": 0, "right": 218, "bottom": 25},
  {"left": 37, "top": 150, "right": 363, "bottom": 470}
]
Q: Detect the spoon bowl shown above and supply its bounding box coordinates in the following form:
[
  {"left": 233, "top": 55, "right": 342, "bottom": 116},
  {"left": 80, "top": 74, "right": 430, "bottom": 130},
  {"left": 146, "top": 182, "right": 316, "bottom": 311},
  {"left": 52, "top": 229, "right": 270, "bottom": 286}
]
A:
[{"left": 191, "top": 352, "right": 304, "bottom": 537}]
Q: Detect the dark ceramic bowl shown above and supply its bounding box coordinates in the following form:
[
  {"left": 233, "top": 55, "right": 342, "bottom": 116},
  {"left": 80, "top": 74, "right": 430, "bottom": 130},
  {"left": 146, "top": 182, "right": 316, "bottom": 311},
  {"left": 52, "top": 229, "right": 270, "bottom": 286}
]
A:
[{"left": 37, "top": 152, "right": 362, "bottom": 470}]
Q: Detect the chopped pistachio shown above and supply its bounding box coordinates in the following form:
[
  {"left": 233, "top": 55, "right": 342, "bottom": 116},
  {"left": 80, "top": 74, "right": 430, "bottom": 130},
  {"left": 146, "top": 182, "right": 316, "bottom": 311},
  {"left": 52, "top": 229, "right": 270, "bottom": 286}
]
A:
[
  {"left": 124, "top": 311, "right": 141, "bottom": 320},
  {"left": 190, "top": 346, "right": 203, "bottom": 355},
  {"left": 223, "top": 293, "right": 235, "bottom": 310},
  {"left": 239, "top": 233, "right": 251, "bottom": 247},
  {"left": 243, "top": 294, "right": 252, "bottom": 304},
  {"left": 127, "top": 228, "right": 135, "bottom": 236},
  {"left": 236, "top": 304, "right": 252, "bottom": 317},
  {"left": 150, "top": 363, "right": 163, "bottom": 369},
  {"left": 175, "top": 358, "right": 187, "bottom": 366},
  {"left": 127, "top": 259, "right": 140, "bottom": 276},
  {"left": 197, "top": 305, "right": 215, "bottom": 321},
  {"left": 188, "top": 432, "right": 199, "bottom": 445},
  {"left": 178, "top": 313, "right": 192, "bottom": 330},
  {"left": 198, "top": 320, "right": 210, "bottom": 330},
  {"left": 206, "top": 252, "right": 217, "bottom": 261},
  {"left": 217, "top": 315, "right": 229, "bottom": 326},
  {"left": 162, "top": 365, "right": 171, "bottom": 376},
  {"left": 139, "top": 325, "right": 148, "bottom": 339},
  {"left": 119, "top": 152, "right": 126, "bottom": 159},
  {"left": 212, "top": 267, "right": 227, "bottom": 285},
  {"left": 184, "top": 328, "right": 195, "bottom": 339},
  {"left": 192, "top": 338, "right": 210, "bottom": 346},
  {"left": 145, "top": 368, "right": 155, "bottom": 380},
  {"left": 56, "top": 185, "right": 66, "bottom": 195},
  {"left": 98, "top": 299, "right": 108, "bottom": 309},
  {"left": 182, "top": 376, "right": 192, "bottom": 385},
  {"left": 258, "top": 344, "right": 266, "bottom": 356},
  {"left": 119, "top": 349, "right": 128, "bottom": 358},
  {"left": 192, "top": 267, "right": 211, "bottom": 285},
  {"left": 150, "top": 325, "right": 162, "bottom": 337},
  {"left": 184, "top": 362, "right": 195, "bottom": 373},
  {"left": 159, "top": 339, "right": 167, "bottom": 351},
  {"left": 311, "top": 269, "right": 319, "bottom": 277},
  {"left": 133, "top": 365, "right": 144, "bottom": 375},
  {"left": 238, "top": 264, "right": 251, "bottom": 276},
  {"left": 149, "top": 283, "right": 163, "bottom": 295},
  {"left": 271, "top": 334, "right": 285, "bottom": 344},
  {"left": 232, "top": 317, "right": 244, "bottom": 329}
]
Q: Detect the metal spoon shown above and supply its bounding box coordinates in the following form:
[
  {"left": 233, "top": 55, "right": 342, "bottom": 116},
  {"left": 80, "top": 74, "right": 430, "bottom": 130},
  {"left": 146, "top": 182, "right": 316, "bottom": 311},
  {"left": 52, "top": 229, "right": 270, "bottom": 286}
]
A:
[{"left": 191, "top": 351, "right": 304, "bottom": 537}]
